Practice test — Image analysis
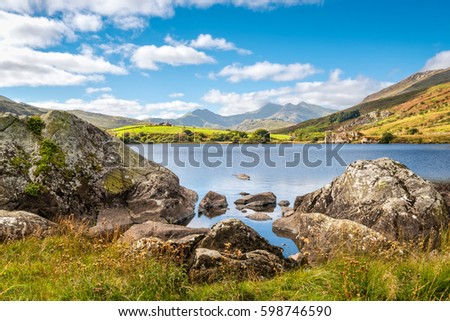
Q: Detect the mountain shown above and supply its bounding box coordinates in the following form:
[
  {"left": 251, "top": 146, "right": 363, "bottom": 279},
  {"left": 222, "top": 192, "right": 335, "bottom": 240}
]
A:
[
  {"left": 148, "top": 102, "right": 334, "bottom": 130},
  {"left": 274, "top": 67, "right": 450, "bottom": 143},
  {"left": 0, "top": 96, "right": 142, "bottom": 129}
]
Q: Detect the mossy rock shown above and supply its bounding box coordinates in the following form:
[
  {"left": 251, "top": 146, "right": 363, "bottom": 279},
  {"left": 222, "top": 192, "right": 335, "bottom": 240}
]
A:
[{"left": 103, "top": 168, "right": 135, "bottom": 195}]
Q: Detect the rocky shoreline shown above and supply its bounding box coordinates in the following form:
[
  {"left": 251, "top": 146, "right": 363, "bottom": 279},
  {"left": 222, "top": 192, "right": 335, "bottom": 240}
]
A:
[{"left": 1, "top": 111, "right": 449, "bottom": 282}]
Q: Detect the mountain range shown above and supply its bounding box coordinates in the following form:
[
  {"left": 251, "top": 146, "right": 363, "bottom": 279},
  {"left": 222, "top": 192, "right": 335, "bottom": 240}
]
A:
[
  {"left": 0, "top": 96, "right": 334, "bottom": 131},
  {"left": 274, "top": 67, "right": 450, "bottom": 143}
]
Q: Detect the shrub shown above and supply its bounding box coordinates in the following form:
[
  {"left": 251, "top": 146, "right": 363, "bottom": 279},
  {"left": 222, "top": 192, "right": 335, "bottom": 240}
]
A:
[
  {"left": 379, "top": 132, "right": 395, "bottom": 144},
  {"left": 26, "top": 116, "right": 45, "bottom": 135},
  {"left": 24, "top": 182, "right": 44, "bottom": 197}
]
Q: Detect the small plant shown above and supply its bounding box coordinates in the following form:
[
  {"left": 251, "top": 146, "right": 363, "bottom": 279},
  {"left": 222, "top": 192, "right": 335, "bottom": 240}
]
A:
[
  {"left": 26, "top": 116, "right": 46, "bottom": 136},
  {"left": 35, "top": 139, "right": 66, "bottom": 175},
  {"left": 24, "top": 182, "right": 44, "bottom": 197}
]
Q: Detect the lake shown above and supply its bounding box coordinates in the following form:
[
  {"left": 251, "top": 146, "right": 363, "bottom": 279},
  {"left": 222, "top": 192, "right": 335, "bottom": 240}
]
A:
[{"left": 131, "top": 143, "right": 450, "bottom": 257}]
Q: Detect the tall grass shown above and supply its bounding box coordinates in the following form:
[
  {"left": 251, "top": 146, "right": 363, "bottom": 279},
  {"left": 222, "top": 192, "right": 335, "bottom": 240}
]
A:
[{"left": 0, "top": 219, "right": 448, "bottom": 301}]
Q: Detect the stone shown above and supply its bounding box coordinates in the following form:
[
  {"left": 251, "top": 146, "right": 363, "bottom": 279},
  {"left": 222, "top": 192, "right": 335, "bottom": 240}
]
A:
[
  {"left": 278, "top": 200, "right": 290, "bottom": 207},
  {"left": 235, "top": 192, "right": 276, "bottom": 211},
  {"left": 120, "top": 220, "right": 209, "bottom": 244},
  {"left": 198, "top": 191, "right": 228, "bottom": 217},
  {"left": 88, "top": 207, "right": 133, "bottom": 237},
  {"left": 197, "top": 218, "right": 283, "bottom": 258},
  {"left": 281, "top": 207, "right": 295, "bottom": 217},
  {"left": 273, "top": 212, "right": 388, "bottom": 264},
  {"left": 246, "top": 213, "right": 272, "bottom": 221},
  {"left": 239, "top": 192, "right": 250, "bottom": 196},
  {"left": 0, "top": 111, "right": 197, "bottom": 226},
  {"left": 0, "top": 210, "right": 56, "bottom": 241},
  {"left": 235, "top": 174, "right": 250, "bottom": 180},
  {"left": 188, "top": 248, "right": 285, "bottom": 283},
  {"left": 294, "top": 158, "right": 448, "bottom": 246}
]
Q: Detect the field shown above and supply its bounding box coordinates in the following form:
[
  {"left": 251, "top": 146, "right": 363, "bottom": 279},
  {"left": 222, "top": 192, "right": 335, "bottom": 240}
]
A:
[
  {"left": 109, "top": 124, "right": 292, "bottom": 143},
  {"left": 0, "top": 219, "right": 448, "bottom": 301}
]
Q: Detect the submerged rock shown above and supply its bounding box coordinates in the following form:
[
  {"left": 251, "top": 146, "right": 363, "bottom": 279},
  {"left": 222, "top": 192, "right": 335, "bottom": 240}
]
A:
[
  {"left": 278, "top": 200, "right": 290, "bottom": 207},
  {"left": 0, "top": 210, "right": 56, "bottom": 241},
  {"left": 246, "top": 213, "right": 272, "bottom": 221},
  {"left": 0, "top": 111, "right": 197, "bottom": 225},
  {"left": 198, "top": 191, "right": 228, "bottom": 217},
  {"left": 293, "top": 158, "right": 448, "bottom": 246},
  {"left": 235, "top": 173, "right": 250, "bottom": 180},
  {"left": 235, "top": 192, "right": 276, "bottom": 211}
]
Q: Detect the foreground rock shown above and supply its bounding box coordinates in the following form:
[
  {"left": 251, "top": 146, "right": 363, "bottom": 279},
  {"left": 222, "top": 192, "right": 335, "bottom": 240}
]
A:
[
  {"left": 273, "top": 212, "right": 388, "bottom": 264},
  {"left": 235, "top": 192, "right": 276, "bottom": 211},
  {"left": 0, "top": 111, "right": 197, "bottom": 225},
  {"left": 121, "top": 221, "right": 209, "bottom": 244},
  {"left": 189, "top": 219, "right": 289, "bottom": 282},
  {"left": 0, "top": 210, "right": 56, "bottom": 241},
  {"left": 294, "top": 158, "right": 448, "bottom": 246},
  {"left": 198, "top": 191, "right": 228, "bottom": 217}
]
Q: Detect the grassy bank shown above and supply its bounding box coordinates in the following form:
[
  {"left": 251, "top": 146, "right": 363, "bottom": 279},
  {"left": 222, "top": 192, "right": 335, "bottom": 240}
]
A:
[{"left": 0, "top": 220, "right": 448, "bottom": 301}]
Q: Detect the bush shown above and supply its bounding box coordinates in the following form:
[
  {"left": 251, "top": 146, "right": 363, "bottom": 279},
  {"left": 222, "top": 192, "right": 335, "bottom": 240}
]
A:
[
  {"left": 26, "top": 116, "right": 45, "bottom": 135},
  {"left": 24, "top": 182, "right": 45, "bottom": 197},
  {"left": 406, "top": 128, "right": 419, "bottom": 135},
  {"left": 379, "top": 132, "right": 395, "bottom": 144}
]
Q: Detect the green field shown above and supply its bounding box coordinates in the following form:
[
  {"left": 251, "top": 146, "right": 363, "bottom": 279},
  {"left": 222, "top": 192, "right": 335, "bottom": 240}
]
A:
[
  {"left": 0, "top": 220, "right": 448, "bottom": 300},
  {"left": 110, "top": 124, "right": 292, "bottom": 144}
]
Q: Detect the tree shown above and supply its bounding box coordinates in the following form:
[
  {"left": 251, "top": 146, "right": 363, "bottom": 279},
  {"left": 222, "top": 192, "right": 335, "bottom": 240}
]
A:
[
  {"left": 252, "top": 129, "right": 271, "bottom": 143},
  {"left": 379, "top": 132, "right": 395, "bottom": 144}
]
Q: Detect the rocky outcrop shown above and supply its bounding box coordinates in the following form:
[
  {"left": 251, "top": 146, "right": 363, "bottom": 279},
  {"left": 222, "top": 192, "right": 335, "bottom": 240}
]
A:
[
  {"left": 198, "top": 191, "right": 228, "bottom": 217},
  {"left": 0, "top": 111, "right": 197, "bottom": 225},
  {"left": 278, "top": 200, "right": 290, "bottom": 207},
  {"left": 235, "top": 192, "right": 276, "bottom": 211},
  {"left": 294, "top": 158, "right": 448, "bottom": 246},
  {"left": 273, "top": 212, "right": 388, "bottom": 264},
  {"left": 0, "top": 210, "right": 56, "bottom": 241}
]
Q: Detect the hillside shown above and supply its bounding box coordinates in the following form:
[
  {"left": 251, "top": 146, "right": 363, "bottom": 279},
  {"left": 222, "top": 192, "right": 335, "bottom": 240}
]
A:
[
  {"left": 232, "top": 119, "right": 294, "bottom": 131},
  {"left": 274, "top": 68, "right": 450, "bottom": 143},
  {"left": 0, "top": 96, "right": 142, "bottom": 129},
  {"left": 147, "top": 102, "right": 334, "bottom": 130}
]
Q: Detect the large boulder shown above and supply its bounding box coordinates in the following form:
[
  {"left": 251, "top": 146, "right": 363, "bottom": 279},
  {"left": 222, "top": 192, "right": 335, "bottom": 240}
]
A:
[
  {"left": 0, "top": 210, "right": 56, "bottom": 241},
  {"left": 198, "top": 191, "right": 228, "bottom": 217},
  {"left": 235, "top": 192, "right": 276, "bottom": 211},
  {"left": 0, "top": 111, "right": 197, "bottom": 224},
  {"left": 197, "top": 218, "right": 284, "bottom": 258},
  {"left": 273, "top": 212, "right": 388, "bottom": 264},
  {"left": 294, "top": 158, "right": 448, "bottom": 245}
]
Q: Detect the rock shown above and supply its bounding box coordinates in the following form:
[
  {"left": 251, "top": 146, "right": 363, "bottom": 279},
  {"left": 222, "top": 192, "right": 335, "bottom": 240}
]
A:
[
  {"left": 273, "top": 212, "right": 388, "bottom": 264},
  {"left": 0, "top": 111, "right": 197, "bottom": 225},
  {"left": 235, "top": 192, "right": 276, "bottom": 211},
  {"left": 281, "top": 207, "right": 295, "bottom": 217},
  {"left": 239, "top": 192, "right": 250, "bottom": 196},
  {"left": 294, "top": 158, "right": 448, "bottom": 246},
  {"left": 246, "top": 213, "right": 272, "bottom": 221},
  {"left": 278, "top": 200, "right": 290, "bottom": 207},
  {"left": 198, "top": 191, "right": 228, "bottom": 217},
  {"left": 235, "top": 174, "right": 250, "bottom": 180},
  {"left": 88, "top": 207, "right": 133, "bottom": 237},
  {"left": 188, "top": 248, "right": 285, "bottom": 283},
  {"left": 433, "top": 182, "right": 450, "bottom": 209},
  {"left": 0, "top": 210, "right": 56, "bottom": 241},
  {"left": 120, "top": 221, "right": 209, "bottom": 244},
  {"left": 197, "top": 218, "right": 283, "bottom": 258}
]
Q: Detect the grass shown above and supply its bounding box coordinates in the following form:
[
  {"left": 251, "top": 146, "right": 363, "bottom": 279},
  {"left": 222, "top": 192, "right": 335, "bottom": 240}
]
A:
[{"left": 0, "top": 219, "right": 449, "bottom": 301}]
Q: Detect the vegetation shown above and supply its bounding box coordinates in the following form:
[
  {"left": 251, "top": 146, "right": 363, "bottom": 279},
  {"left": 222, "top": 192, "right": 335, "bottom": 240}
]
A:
[
  {"left": 379, "top": 132, "right": 395, "bottom": 144},
  {"left": 35, "top": 139, "right": 66, "bottom": 175},
  {"left": 110, "top": 124, "right": 291, "bottom": 144},
  {"left": 23, "top": 182, "right": 45, "bottom": 197},
  {"left": 26, "top": 116, "right": 45, "bottom": 136},
  {"left": 329, "top": 109, "right": 360, "bottom": 124},
  {"left": 0, "top": 219, "right": 448, "bottom": 301}
]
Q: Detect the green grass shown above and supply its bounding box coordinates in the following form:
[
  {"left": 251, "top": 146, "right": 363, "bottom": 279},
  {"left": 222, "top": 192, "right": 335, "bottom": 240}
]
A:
[{"left": 1, "top": 220, "right": 448, "bottom": 301}]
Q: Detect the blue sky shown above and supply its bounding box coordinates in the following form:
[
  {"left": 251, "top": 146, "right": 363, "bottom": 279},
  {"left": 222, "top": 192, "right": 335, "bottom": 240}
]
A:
[{"left": 1, "top": 0, "right": 450, "bottom": 119}]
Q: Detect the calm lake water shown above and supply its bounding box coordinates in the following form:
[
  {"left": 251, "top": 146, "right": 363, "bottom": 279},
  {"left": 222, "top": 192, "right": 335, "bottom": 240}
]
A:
[{"left": 131, "top": 143, "right": 450, "bottom": 257}]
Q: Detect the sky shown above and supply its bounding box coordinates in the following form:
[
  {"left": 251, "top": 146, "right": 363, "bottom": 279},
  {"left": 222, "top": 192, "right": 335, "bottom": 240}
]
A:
[{"left": 1, "top": 0, "right": 450, "bottom": 119}]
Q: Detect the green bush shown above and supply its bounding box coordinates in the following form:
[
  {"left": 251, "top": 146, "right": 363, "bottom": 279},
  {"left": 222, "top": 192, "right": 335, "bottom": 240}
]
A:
[
  {"left": 406, "top": 128, "right": 419, "bottom": 135},
  {"left": 35, "top": 139, "right": 66, "bottom": 175},
  {"left": 26, "top": 116, "right": 46, "bottom": 136},
  {"left": 24, "top": 182, "right": 44, "bottom": 197},
  {"left": 379, "top": 132, "right": 395, "bottom": 144}
]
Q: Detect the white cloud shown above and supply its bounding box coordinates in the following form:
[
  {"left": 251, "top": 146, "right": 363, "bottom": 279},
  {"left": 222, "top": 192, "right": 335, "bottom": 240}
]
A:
[
  {"left": 131, "top": 44, "right": 216, "bottom": 70},
  {"left": 190, "top": 34, "right": 251, "bottom": 55},
  {"left": 169, "top": 92, "right": 185, "bottom": 98},
  {"left": 100, "top": 43, "right": 137, "bottom": 57},
  {"left": 0, "top": 46, "right": 126, "bottom": 87},
  {"left": 202, "top": 69, "right": 391, "bottom": 115},
  {"left": 422, "top": 50, "right": 450, "bottom": 71},
  {"left": 0, "top": 1, "right": 323, "bottom": 17},
  {"left": 64, "top": 12, "right": 102, "bottom": 32},
  {"left": 0, "top": 10, "right": 75, "bottom": 48},
  {"left": 112, "top": 15, "right": 147, "bottom": 30},
  {"left": 86, "top": 87, "right": 112, "bottom": 94},
  {"left": 30, "top": 96, "right": 200, "bottom": 119},
  {"left": 217, "top": 61, "right": 320, "bottom": 82}
]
